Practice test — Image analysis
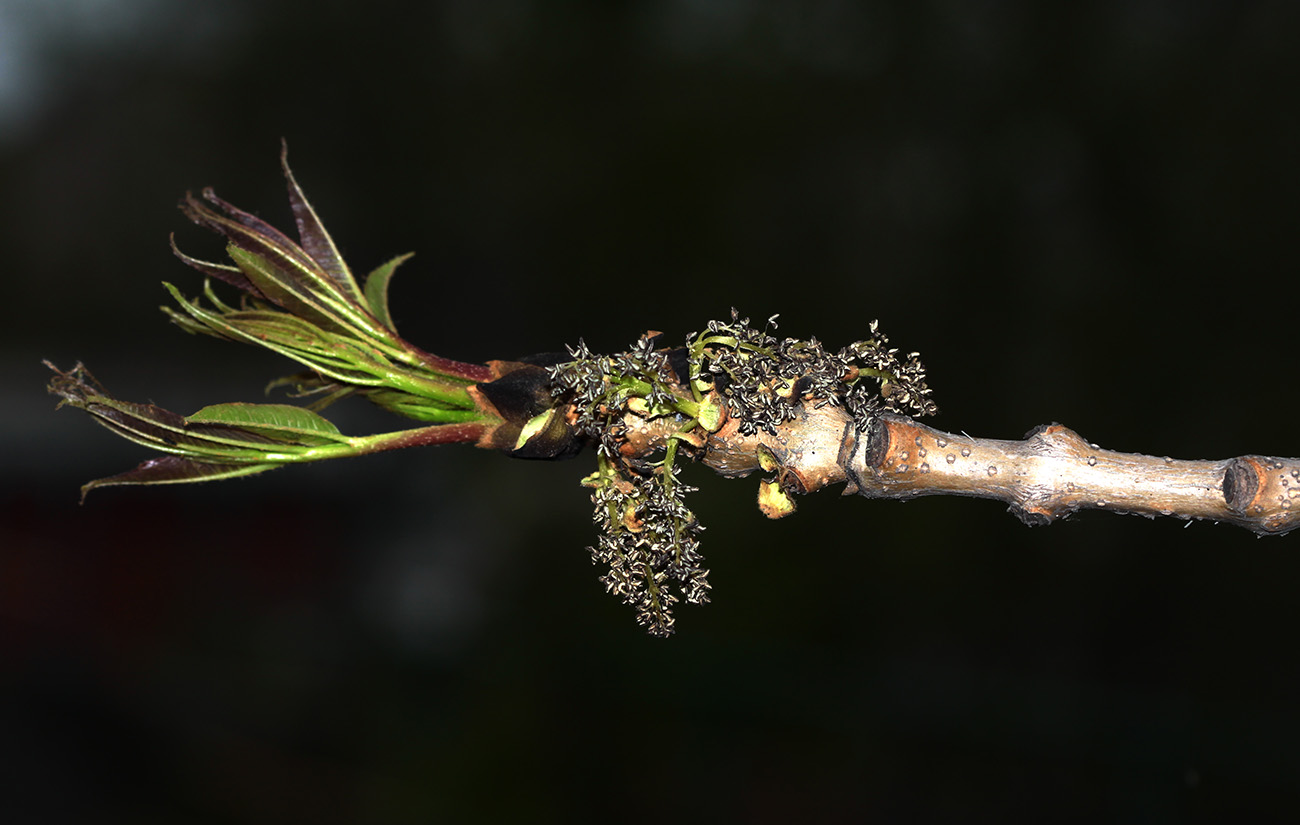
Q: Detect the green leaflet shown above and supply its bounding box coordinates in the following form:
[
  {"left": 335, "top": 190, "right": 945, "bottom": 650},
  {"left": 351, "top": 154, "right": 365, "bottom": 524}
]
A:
[
  {"left": 226, "top": 245, "right": 352, "bottom": 334},
  {"left": 163, "top": 282, "right": 480, "bottom": 410},
  {"left": 358, "top": 388, "right": 484, "bottom": 422},
  {"left": 223, "top": 244, "right": 397, "bottom": 352},
  {"left": 48, "top": 362, "right": 343, "bottom": 459},
  {"left": 363, "top": 253, "right": 413, "bottom": 334},
  {"left": 186, "top": 403, "right": 351, "bottom": 445},
  {"left": 163, "top": 283, "right": 390, "bottom": 385}
]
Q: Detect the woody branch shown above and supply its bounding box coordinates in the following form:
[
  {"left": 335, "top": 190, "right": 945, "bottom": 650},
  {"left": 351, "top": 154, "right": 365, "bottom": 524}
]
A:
[
  {"left": 619, "top": 404, "right": 1300, "bottom": 536},
  {"left": 48, "top": 148, "right": 1297, "bottom": 634}
]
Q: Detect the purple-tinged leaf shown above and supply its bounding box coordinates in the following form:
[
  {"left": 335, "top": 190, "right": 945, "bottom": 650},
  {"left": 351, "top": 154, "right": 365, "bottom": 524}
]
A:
[
  {"left": 170, "top": 234, "right": 261, "bottom": 297},
  {"left": 225, "top": 246, "right": 349, "bottom": 333},
  {"left": 47, "top": 361, "right": 280, "bottom": 452},
  {"left": 79, "top": 456, "right": 277, "bottom": 501},
  {"left": 179, "top": 191, "right": 331, "bottom": 308},
  {"left": 188, "top": 188, "right": 316, "bottom": 272},
  {"left": 48, "top": 361, "right": 187, "bottom": 432},
  {"left": 280, "top": 142, "right": 362, "bottom": 303}
]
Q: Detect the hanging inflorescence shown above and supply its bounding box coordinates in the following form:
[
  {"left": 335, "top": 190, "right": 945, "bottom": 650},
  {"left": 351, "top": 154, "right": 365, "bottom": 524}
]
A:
[
  {"left": 583, "top": 455, "right": 710, "bottom": 637},
  {"left": 547, "top": 311, "right": 936, "bottom": 636}
]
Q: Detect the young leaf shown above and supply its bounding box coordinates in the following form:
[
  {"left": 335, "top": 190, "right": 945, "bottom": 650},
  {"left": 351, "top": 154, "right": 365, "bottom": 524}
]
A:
[
  {"left": 169, "top": 235, "right": 260, "bottom": 296},
  {"left": 79, "top": 456, "right": 278, "bottom": 501},
  {"left": 363, "top": 253, "right": 413, "bottom": 333},
  {"left": 181, "top": 190, "right": 321, "bottom": 289},
  {"left": 48, "top": 361, "right": 347, "bottom": 463},
  {"left": 279, "top": 142, "right": 363, "bottom": 303},
  {"left": 225, "top": 245, "right": 350, "bottom": 333},
  {"left": 186, "top": 403, "right": 351, "bottom": 445}
]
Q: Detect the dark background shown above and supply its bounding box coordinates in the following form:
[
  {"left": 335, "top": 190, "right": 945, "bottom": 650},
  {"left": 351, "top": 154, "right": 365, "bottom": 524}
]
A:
[{"left": 4, "top": 1, "right": 1299, "bottom": 822}]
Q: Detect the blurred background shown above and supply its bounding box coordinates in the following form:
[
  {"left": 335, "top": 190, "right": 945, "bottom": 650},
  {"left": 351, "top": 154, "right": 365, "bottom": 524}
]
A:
[{"left": 4, "top": 0, "right": 1300, "bottom": 821}]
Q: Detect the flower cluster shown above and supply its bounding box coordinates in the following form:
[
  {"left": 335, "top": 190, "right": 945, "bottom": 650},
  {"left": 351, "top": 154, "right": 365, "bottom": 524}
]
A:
[
  {"left": 549, "top": 332, "right": 710, "bottom": 636},
  {"left": 687, "top": 311, "right": 936, "bottom": 437},
  {"left": 547, "top": 335, "right": 684, "bottom": 457},
  {"left": 585, "top": 457, "right": 710, "bottom": 637},
  {"left": 548, "top": 311, "right": 936, "bottom": 636}
]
